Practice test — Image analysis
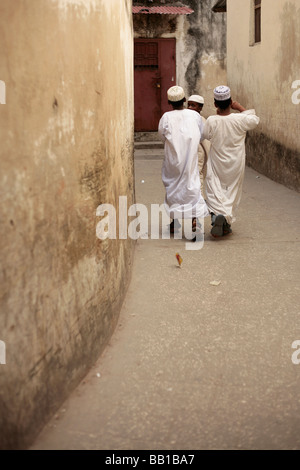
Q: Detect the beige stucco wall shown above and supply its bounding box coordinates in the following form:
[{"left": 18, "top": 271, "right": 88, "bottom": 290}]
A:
[
  {"left": 227, "top": 0, "right": 300, "bottom": 190},
  {"left": 0, "top": 0, "right": 134, "bottom": 449}
]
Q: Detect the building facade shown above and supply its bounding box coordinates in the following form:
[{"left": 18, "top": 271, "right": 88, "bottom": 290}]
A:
[
  {"left": 224, "top": 0, "right": 300, "bottom": 190},
  {"left": 133, "top": 0, "right": 227, "bottom": 130}
]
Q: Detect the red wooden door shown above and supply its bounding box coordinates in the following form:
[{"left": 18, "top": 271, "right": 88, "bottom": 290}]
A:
[{"left": 134, "top": 38, "right": 176, "bottom": 132}]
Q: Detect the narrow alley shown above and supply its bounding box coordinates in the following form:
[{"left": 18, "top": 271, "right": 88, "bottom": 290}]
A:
[{"left": 30, "top": 135, "right": 300, "bottom": 450}]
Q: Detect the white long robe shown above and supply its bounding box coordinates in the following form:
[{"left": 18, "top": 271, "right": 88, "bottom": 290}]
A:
[
  {"left": 202, "top": 110, "right": 260, "bottom": 224},
  {"left": 198, "top": 116, "right": 211, "bottom": 197},
  {"left": 158, "top": 109, "right": 209, "bottom": 219}
]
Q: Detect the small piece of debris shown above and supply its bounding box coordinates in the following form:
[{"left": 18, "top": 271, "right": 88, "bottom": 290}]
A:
[
  {"left": 176, "top": 253, "right": 183, "bottom": 267},
  {"left": 96, "top": 372, "right": 101, "bottom": 378},
  {"left": 210, "top": 280, "right": 221, "bottom": 286}
]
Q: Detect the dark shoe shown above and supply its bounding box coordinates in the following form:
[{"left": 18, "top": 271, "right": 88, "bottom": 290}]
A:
[
  {"left": 211, "top": 214, "right": 226, "bottom": 238},
  {"left": 223, "top": 221, "right": 232, "bottom": 236},
  {"left": 192, "top": 217, "right": 202, "bottom": 233},
  {"left": 169, "top": 219, "right": 181, "bottom": 234}
]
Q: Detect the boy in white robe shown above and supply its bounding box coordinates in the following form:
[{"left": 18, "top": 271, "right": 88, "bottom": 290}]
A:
[
  {"left": 187, "top": 94, "right": 211, "bottom": 195},
  {"left": 202, "top": 85, "right": 260, "bottom": 238},
  {"left": 158, "top": 86, "right": 209, "bottom": 236}
]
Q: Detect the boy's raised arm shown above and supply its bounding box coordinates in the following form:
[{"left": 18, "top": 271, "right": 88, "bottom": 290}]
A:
[{"left": 231, "top": 101, "right": 246, "bottom": 112}]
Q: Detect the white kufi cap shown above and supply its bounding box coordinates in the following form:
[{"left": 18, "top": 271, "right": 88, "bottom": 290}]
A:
[
  {"left": 214, "top": 85, "right": 231, "bottom": 101},
  {"left": 167, "top": 86, "right": 185, "bottom": 102},
  {"left": 188, "top": 95, "right": 204, "bottom": 104}
]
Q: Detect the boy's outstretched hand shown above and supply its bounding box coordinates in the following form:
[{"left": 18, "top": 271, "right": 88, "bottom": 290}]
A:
[{"left": 231, "top": 101, "right": 246, "bottom": 112}]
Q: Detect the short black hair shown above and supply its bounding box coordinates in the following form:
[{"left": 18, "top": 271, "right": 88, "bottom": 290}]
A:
[
  {"left": 214, "top": 98, "right": 231, "bottom": 110},
  {"left": 168, "top": 98, "right": 185, "bottom": 108}
]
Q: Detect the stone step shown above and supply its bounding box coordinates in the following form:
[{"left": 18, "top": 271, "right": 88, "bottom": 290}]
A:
[
  {"left": 134, "top": 131, "right": 161, "bottom": 142},
  {"left": 134, "top": 140, "right": 164, "bottom": 149},
  {"left": 134, "top": 148, "right": 164, "bottom": 160}
]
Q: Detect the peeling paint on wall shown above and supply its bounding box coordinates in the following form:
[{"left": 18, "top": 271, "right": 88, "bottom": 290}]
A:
[
  {"left": 277, "top": 3, "right": 300, "bottom": 86},
  {"left": 52, "top": 0, "right": 98, "bottom": 17},
  {"left": 227, "top": 0, "right": 300, "bottom": 190},
  {"left": 0, "top": 0, "right": 134, "bottom": 450},
  {"left": 246, "top": 132, "right": 300, "bottom": 192}
]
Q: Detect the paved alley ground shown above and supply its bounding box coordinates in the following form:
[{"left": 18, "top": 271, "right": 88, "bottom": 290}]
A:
[{"left": 30, "top": 141, "right": 300, "bottom": 451}]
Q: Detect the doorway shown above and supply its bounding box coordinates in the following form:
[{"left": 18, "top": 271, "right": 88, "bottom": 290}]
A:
[{"left": 134, "top": 38, "right": 176, "bottom": 132}]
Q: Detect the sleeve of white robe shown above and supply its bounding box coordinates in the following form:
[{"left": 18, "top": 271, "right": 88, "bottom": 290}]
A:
[
  {"left": 202, "top": 110, "right": 259, "bottom": 141},
  {"left": 239, "top": 110, "right": 260, "bottom": 131},
  {"left": 158, "top": 114, "right": 167, "bottom": 142},
  {"left": 198, "top": 114, "right": 204, "bottom": 141},
  {"left": 202, "top": 118, "right": 214, "bottom": 141}
]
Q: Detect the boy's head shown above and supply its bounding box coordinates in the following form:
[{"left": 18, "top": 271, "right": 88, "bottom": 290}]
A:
[
  {"left": 167, "top": 85, "right": 186, "bottom": 109},
  {"left": 187, "top": 95, "right": 204, "bottom": 114},
  {"left": 214, "top": 85, "right": 232, "bottom": 110}
]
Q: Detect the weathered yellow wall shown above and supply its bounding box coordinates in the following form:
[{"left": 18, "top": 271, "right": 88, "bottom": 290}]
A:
[
  {"left": 0, "top": 0, "right": 134, "bottom": 449},
  {"left": 227, "top": 0, "right": 300, "bottom": 190},
  {"left": 185, "top": 0, "right": 227, "bottom": 119}
]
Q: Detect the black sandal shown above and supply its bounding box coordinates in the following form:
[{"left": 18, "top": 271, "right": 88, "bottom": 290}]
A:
[
  {"left": 169, "top": 219, "right": 181, "bottom": 234},
  {"left": 192, "top": 218, "right": 201, "bottom": 232}
]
